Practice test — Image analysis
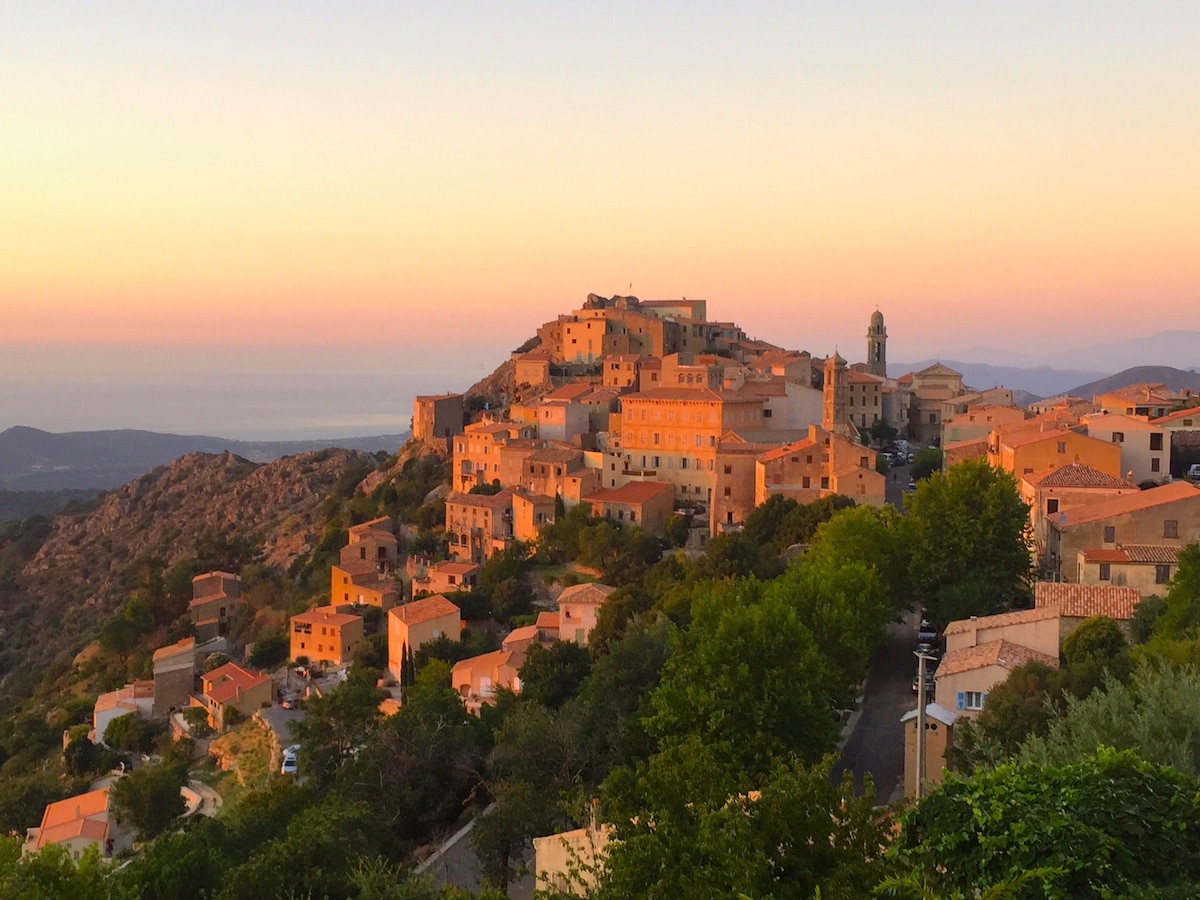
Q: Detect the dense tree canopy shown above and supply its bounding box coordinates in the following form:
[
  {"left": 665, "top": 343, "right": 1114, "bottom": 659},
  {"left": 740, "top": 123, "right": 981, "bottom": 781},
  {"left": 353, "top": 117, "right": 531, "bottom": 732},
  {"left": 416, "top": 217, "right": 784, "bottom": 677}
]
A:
[
  {"left": 905, "top": 458, "right": 1032, "bottom": 626},
  {"left": 897, "top": 748, "right": 1200, "bottom": 899}
]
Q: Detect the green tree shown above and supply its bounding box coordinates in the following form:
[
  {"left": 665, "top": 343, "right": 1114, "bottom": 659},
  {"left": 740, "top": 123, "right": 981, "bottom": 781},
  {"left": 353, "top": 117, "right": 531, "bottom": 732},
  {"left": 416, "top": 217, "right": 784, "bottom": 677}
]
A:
[
  {"left": 110, "top": 760, "right": 187, "bottom": 841},
  {"left": 102, "top": 712, "right": 164, "bottom": 753},
  {"left": 909, "top": 447, "right": 943, "bottom": 481},
  {"left": 896, "top": 747, "right": 1200, "bottom": 899},
  {"left": 905, "top": 458, "right": 1032, "bottom": 627},
  {"left": 0, "top": 774, "right": 66, "bottom": 837},
  {"left": 1061, "top": 614, "right": 1131, "bottom": 688},
  {"left": 248, "top": 629, "right": 289, "bottom": 670},
  {"left": 1020, "top": 663, "right": 1200, "bottom": 778},
  {"left": 646, "top": 583, "right": 839, "bottom": 776},
  {"left": 491, "top": 576, "right": 534, "bottom": 625},
  {"left": 518, "top": 641, "right": 592, "bottom": 710},
  {"left": 867, "top": 419, "right": 900, "bottom": 448},
  {"left": 599, "top": 746, "right": 890, "bottom": 900},
  {"left": 944, "top": 660, "right": 1074, "bottom": 772},
  {"left": 333, "top": 683, "right": 486, "bottom": 843},
  {"left": 289, "top": 668, "right": 386, "bottom": 786},
  {"left": 1, "top": 839, "right": 137, "bottom": 900}
]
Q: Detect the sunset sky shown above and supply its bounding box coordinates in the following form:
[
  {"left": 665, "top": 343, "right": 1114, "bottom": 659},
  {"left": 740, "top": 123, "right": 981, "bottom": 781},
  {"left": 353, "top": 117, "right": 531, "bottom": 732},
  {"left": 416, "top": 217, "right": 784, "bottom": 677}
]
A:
[{"left": 3, "top": 3, "right": 1199, "bottom": 435}]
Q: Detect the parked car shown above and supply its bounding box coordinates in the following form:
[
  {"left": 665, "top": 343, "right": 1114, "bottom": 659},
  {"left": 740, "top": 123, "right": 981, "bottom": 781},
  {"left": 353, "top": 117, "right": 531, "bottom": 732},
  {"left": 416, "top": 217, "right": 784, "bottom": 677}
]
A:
[
  {"left": 280, "top": 744, "right": 300, "bottom": 775},
  {"left": 911, "top": 670, "right": 936, "bottom": 695}
]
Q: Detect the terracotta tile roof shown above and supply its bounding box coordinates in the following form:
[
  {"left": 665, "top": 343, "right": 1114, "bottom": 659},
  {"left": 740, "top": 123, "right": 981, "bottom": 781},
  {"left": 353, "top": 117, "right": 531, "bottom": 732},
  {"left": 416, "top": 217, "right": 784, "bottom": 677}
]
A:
[
  {"left": 623, "top": 387, "right": 761, "bottom": 403},
  {"left": 757, "top": 436, "right": 819, "bottom": 463},
  {"left": 535, "top": 611, "right": 560, "bottom": 630},
  {"left": 943, "top": 606, "right": 1060, "bottom": 635},
  {"left": 848, "top": 371, "right": 885, "bottom": 384},
  {"left": 451, "top": 648, "right": 524, "bottom": 678},
  {"left": 446, "top": 489, "right": 515, "bottom": 511},
  {"left": 152, "top": 636, "right": 195, "bottom": 662},
  {"left": 391, "top": 594, "right": 460, "bottom": 626},
  {"left": 1033, "top": 583, "right": 1141, "bottom": 620},
  {"left": 502, "top": 625, "right": 543, "bottom": 649},
  {"left": 1030, "top": 464, "right": 1137, "bottom": 489},
  {"left": 558, "top": 582, "right": 618, "bottom": 606},
  {"left": 1153, "top": 405, "right": 1200, "bottom": 426},
  {"left": 292, "top": 606, "right": 362, "bottom": 627},
  {"left": 937, "top": 639, "right": 1059, "bottom": 678},
  {"left": 466, "top": 421, "right": 525, "bottom": 435},
  {"left": 1122, "top": 544, "right": 1183, "bottom": 564},
  {"left": 1050, "top": 481, "right": 1200, "bottom": 527},
  {"left": 203, "top": 662, "right": 271, "bottom": 706},
  {"left": 34, "top": 788, "right": 112, "bottom": 850},
  {"left": 945, "top": 437, "right": 989, "bottom": 452},
  {"left": 583, "top": 481, "right": 674, "bottom": 505},
  {"left": 1080, "top": 548, "right": 1131, "bottom": 563},
  {"left": 527, "top": 447, "right": 582, "bottom": 464},
  {"left": 192, "top": 570, "right": 237, "bottom": 584},
  {"left": 415, "top": 393, "right": 462, "bottom": 401},
  {"left": 430, "top": 560, "right": 479, "bottom": 576},
  {"left": 1002, "top": 428, "right": 1082, "bottom": 449},
  {"left": 546, "top": 382, "right": 595, "bottom": 402},
  {"left": 333, "top": 558, "right": 380, "bottom": 577},
  {"left": 349, "top": 516, "right": 393, "bottom": 535}
]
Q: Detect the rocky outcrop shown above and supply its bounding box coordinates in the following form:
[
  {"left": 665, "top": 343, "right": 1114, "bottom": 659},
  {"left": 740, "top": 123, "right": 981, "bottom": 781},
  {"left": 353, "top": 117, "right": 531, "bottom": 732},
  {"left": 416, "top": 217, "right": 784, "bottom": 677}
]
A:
[{"left": 26, "top": 449, "right": 373, "bottom": 599}]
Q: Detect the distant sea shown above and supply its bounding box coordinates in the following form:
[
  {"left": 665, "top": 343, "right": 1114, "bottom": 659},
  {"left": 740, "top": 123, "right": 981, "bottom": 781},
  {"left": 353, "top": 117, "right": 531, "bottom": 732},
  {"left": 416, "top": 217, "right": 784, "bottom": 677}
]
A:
[{"left": 0, "top": 342, "right": 506, "bottom": 441}]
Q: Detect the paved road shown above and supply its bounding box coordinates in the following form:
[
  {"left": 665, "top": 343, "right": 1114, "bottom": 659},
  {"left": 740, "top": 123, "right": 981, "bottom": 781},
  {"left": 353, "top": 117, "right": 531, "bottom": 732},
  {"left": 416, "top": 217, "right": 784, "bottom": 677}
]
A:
[
  {"left": 419, "top": 813, "right": 534, "bottom": 899},
  {"left": 258, "top": 705, "right": 303, "bottom": 746},
  {"left": 832, "top": 610, "right": 919, "bottom": 803}
]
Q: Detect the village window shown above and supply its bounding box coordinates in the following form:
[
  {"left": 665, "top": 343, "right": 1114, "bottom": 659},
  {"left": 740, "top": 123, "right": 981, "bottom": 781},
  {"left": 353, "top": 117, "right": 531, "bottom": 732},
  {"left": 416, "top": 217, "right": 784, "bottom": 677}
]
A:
[
  {"left": 856, "top": 483, "right": 866, "bottom": 495},
  {"left": 653, "top": 456, "right": 660, "bottom": 467},
  {"left": 1150, "top": 433, "right": 1164, "bottom": 451},
  {"left": 1047, "top": 499, "right": 1059, "bottom": 514},
  {"left": 695, "top": 434, "right": 702, "bottom": 447},
  {"left": 802, "top": 476, "right": 811, "bottom": 488},
  {"left": 960, "top": 691, "right": 986, "bottom": 711},
  {"left": 681, "top": 458, "right": 688, "bottom": 469},
  {"left": 1151, "top": 458, "right": 1161, "bottom": 472},
  {"left": 653, "top": 433, "right": 660, "bottom": 445},
  {"left": 1112, "top": 432, "right": 1124, "bottom": 443},
  {"left": 806, "top": 455, "right": 813, "bottom": 464},
  {"left": 1099, "top": 563, "right": 1111, "bottom": 581},
  {"left": 1057, "top": 441, "right": 1066, "bottom": 454},
  {"left": 928, "top": 413, "right": 937, "bottom": 424},
  {"left": 820, "top": 477, "right": 830, "bottom": 489},
  {"left": 1165, "top": 519, "right": 1179, "bottom": 538},
  {"left": 723, "top": 486, "right": 731, "bottom": 497},
  {"left": 860, "top": 456, "right": 868, "bottom": 468},
  {"left": 1156, "top": 565, "right": 1172, "bottom": 584},
  {"left": 1104, "top": 526, "right": 1116, "bottom": 543}
]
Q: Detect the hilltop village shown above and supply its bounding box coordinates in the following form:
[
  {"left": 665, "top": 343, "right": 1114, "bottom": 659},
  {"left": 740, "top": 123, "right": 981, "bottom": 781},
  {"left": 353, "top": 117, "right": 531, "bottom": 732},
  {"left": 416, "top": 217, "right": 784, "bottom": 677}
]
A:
[{"left": 6, "top": 294, "right": 1200, "bottom": 897}]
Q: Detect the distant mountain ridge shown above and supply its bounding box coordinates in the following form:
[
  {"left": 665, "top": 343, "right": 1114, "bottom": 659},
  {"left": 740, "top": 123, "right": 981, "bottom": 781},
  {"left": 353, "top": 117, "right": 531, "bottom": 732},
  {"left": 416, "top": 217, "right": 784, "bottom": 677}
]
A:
[
  {"left": 888, "top": 360, "right": 1107, "bottom": 399},
  {"left": 0, "top": 426, "right": 409, "bottom": 492},
  {"left": 1063, "top": 366, "right": 1200, "bottom": 403}
]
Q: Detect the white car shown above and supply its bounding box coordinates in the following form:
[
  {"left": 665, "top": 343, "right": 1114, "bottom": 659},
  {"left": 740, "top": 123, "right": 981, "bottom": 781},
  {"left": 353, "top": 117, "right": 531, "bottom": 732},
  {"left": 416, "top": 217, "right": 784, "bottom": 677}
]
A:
[{"left": 280, "top": 745, "right": 300, "bottom": 775}]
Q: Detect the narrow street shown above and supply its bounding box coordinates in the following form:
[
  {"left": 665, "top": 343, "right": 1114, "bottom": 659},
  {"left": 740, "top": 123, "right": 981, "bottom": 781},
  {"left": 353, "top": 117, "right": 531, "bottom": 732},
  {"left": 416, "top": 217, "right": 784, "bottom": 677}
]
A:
[{"left": 832, "top": 608, "right": 919, "bottom": 803}]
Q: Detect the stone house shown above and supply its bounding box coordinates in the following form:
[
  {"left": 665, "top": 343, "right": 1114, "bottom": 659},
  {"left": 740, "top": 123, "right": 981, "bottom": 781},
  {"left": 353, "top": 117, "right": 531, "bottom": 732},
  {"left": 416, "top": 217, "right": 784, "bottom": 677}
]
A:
[
  {"left": 189, "top": 571, "right": 241, "bottom": 642},
  {"left": 1044, "top": 481, "right": 1200, "bottom": 582},
  {"left": 387, "top": 594, "right": 462, "bottom": 683},
  {"left": 196, "top": 662, "right": 272, "bottom": 731},
  {"left": 290, "top": 606, "right": 364, "bottom": 667},
  {"left": 557, "top": 582, "right": 617, "bottom": 646}
]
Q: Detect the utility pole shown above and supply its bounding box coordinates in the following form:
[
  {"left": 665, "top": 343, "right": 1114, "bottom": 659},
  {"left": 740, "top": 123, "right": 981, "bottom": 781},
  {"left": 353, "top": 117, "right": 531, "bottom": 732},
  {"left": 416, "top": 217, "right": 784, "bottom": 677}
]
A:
[{"left": 914, "top": 649, "right": 936, "bottom": 800}]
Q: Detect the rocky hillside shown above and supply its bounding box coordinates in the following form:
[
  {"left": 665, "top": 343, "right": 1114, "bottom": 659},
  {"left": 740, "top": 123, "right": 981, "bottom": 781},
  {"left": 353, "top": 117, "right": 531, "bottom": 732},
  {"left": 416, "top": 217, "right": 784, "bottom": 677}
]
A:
[{"left": 2, "top": 449, "right": 375, "bottom": 674}]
